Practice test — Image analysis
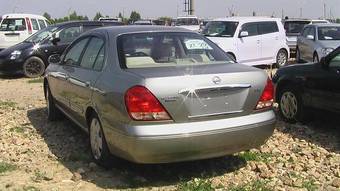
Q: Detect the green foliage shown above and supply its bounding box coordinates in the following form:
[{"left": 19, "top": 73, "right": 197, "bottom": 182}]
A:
[
  {"left": 238, "top": 151, "right": 273, "bottom": 163},
  {"left": 23, "top": 186, "right": 40, "bottom": 191},
  {"left": 0, "top": 100, "right": 16, "bottom": 109},
  {"left": 93, "top": 12, "right": 103, "bottom": 21},
  {"left": 302, "top": 179, "right": 317, "bottom": 191},
  {"left": 228, "top": 180, "right": 272, "bottom": 191},
  {"left": 0, "top": 162, "right": 17, "bottom": 173},
  {"left": 177, "top": 178, "right": 215, "bottom": 191},
  {"left": 129, "top": 11, "right": 141, "bottom": 23},
  {"left": 27, "top": 78, "right": 44, "bottom": 84}
]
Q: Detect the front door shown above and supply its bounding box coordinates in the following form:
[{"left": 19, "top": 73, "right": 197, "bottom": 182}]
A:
[{"left": 236, "top": 22, "right": 261, "bottom": 65}]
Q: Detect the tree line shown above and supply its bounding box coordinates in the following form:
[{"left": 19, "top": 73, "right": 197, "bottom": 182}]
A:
[{"left": 42, "top": 11, "right": 171, "bottom": 25}]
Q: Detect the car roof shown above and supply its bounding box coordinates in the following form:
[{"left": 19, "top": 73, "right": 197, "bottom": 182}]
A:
[
  {"left": 213, "top": 16, "right": 281, "bottom": 23},
  {"left": 52, "top": 20, "right": 123, "bottom": 27},
  {"left": 309, "top": 23, "right": 340, "bottom": 27},
  {"left": 2, "top": 13, "right": 47, "bottom": 20},
  {"left": 90, "top": 26, "right": 193, "bottom": 36}
]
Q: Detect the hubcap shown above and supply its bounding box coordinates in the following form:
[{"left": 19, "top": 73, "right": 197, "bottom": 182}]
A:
[
  {"left": 280, "top": 91, "right": 298, "bottom": 119},
  {"left": 25, "top": 61, "right": 43, "bottom": 77},
  {"left": 90, "top": 118, "right": 103, "bottom": 160},
  {"left": 277, "top": 51, "right": 287, "bottom": 66}
]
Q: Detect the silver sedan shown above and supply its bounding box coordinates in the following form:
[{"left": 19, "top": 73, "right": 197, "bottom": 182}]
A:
[
  {"left": 297, "top": 23, "right": 340, "bottom": 62},
  {"left": 44, "top": 26, "right": 276, "bottom": 166}
]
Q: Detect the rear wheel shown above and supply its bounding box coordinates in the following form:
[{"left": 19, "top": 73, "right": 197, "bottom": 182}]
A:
[
  {"left": 313, "top": 53, "right": 319, "bottom": 63},
  {"left": 89, "top": 114, "right": 112, "bottom": 168},
  {"left": 23, "top": 56, "right": 45, "bottom": 78},
  {"left": 276, "top": 49, "right": 288, "bottom": 68},
  {"left": 296, "top": 47, "right": 302, "bottom": 63},
  {"left": 278, "top": 86, "right": 305, "bottom": 123},
  {"left": 45, "top": 84, "right": 62, "bottom": 121}
]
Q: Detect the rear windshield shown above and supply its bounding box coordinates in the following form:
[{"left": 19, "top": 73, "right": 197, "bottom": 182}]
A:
[
  {"left": 284, "top": 21, "right": 310, "bottom": 34},
  {"left": 202, "top": 21, "right": 238, "bottom": 37},
  {"left": 0, "top": 18, "right": 26, "bottom": 31},
  {"left": 118, "top": 32, "right": 234, "bottom": 69},
  {"left": 318, "top": 27, "right": 340, "bottom": 40},
  {"left": 176, "top": 18, "right": 199, "bottom": 26}
]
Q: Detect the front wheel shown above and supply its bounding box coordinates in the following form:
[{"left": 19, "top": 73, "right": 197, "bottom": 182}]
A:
[
  {"left": 45, "top": 84, "right": 62, "bottom": 121},
  {"left": 23, "top": 56, "right": 46, "bottom": 78},
  {"left": 276, "top": 49, "right": 288, "bottom": 68}
]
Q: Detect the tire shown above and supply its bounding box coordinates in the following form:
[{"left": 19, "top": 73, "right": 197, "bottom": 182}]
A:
[
  {"left": 278, "top": 86, "right": 305, "bottom": 123},
  {"left": 23, "top": 56, "right": 46, "bottom": 78},
  {"left": 89, "top": 113, "right": 112, "bottom": 168},
  {"left": 45, "top": 84, "right": 62, "bottom": 121},
  {"left": 313, "top": 53, "right": 319, "bottom": 63},
  {"left": 296, "top": 47, "right": 302, "bottom": 63},
  {"left": 276, "top": 49, "right": 288, "bottom": 68}
]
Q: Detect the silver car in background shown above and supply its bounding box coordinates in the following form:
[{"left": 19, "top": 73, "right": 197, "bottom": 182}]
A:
[
  {"left": 296, "top": 23, "right": 340, "bottom": 62},
  {"left": 44, "top": 26, "right": 276, "bottom": 166}
]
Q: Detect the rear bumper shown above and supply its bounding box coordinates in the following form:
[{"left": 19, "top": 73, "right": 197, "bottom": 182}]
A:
[{"left": 104, "top": 110, "right": 276, "bottom": 163}]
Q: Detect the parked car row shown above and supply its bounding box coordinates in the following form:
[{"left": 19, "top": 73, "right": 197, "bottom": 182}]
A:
[{"left": 0, "top": 20, "right": 123, "bottom": 77}]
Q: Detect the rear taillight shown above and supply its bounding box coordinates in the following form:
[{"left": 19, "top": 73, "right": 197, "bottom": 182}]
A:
[
  {"left": 255, "top": 78, "right": 274, "bottom": 110},
  {"left": 125, "top": 86, "right": 171, "bottom": 121},
  {"left": 25, "top": 17, "right": 32, "bottom": 34}
]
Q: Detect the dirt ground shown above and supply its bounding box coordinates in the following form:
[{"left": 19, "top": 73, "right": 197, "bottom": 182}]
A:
[{"left": 0, "top": 75, "right": 339, "bottom": 191}]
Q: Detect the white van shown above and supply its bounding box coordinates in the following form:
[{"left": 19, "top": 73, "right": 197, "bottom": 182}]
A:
[
  {"left": 203, "top": 17, "right": 289, "bottom": 67},
  {"left": 0, "top": 14, "right": 49, "bottom": 51}
]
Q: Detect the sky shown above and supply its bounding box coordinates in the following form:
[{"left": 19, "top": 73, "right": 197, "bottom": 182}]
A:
[{"left": 1, "top": 0, "right": 340, "bottom": 20}]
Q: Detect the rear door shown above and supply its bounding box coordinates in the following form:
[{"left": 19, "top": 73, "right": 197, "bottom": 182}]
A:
[
  {"left": 65, "top": 35, "right": 105, "bottom": 125},
  {"left": 259, "top": 21, "right": 280, "bottom": 63},
  {"left": 0, "top": 17, "right": 28, "bottom": 48},
  {"left": 236, "top": 22, "right": 261, "bottom": 65}
]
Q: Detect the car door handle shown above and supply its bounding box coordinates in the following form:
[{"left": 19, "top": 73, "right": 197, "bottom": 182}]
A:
[
  {"left": 275, "top": 36, "right": 279, "bottom": 40},
  {"left": 257, "top": 40, "right": 260, "bottom": 44}
]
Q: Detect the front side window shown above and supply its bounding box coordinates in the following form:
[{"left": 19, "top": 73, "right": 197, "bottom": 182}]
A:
[
  {"left": 318, "top": 27, "right": 340, "bottom": 40},
  {"left": 259, "top": 22, "right": 279, "bottom": 34},
  {"left": 31, "top": 19, "right": 39, "bottom": 30},
  {"left": 302, "top": 27, "right": 310, "bottom": 37},
  {"left": 38, "top": 19, "right": 46, "bottom": 29},
  {"left": 0, "top": 18, "right": 26, "bottom": 31},
  {"left": 329, "top": 53, "right": 340, "bottom": 68},
  {"left": 57, "top": 26, "right": 82, "bottom": 43},
  {"left": 241, "top": 23, "right": 258, "bottom": 36},
  {"left": 80, "top": 37, "right": 105, "bottom": 70},
  {"left": 24, "top": 26, "right": 58, "bottom": 43},
  {"left": 202, "top": 21, "right": 238, "bottom": 37},
  {"left": 118, "top": 32, "right": 234, "bottom": 69},
  {"left": 64, "top": 38, "right": 89, "bottom": 66}
]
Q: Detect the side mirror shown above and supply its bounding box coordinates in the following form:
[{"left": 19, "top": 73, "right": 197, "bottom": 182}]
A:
[
  {"left": 48, "top": 54, "right": 61, "bottom": 65},
  {"left": 306, "top": 35, "right": 314, "bottom": 40},
  {"left": 239, "top": 31, "right": 249, "bottom": 38},
  {"left": 51, "top": 37, "right": 61, "bottom": 46}
]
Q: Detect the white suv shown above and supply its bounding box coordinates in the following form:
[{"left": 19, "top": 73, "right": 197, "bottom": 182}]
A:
[
  {"left": 0, "top": 14, "right": 49, "bottom": 51},
  {"left": 203, "top": 17, "right": 289, "bottom": 67}
]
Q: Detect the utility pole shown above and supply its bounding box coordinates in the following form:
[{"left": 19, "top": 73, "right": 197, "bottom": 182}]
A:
[
  {"left": 299, "top": 8, "right": 302, "bottom": 18},
  {"left": 281, "top": 9, "right": 284, "bottom": 19},
  {"left": 323, "top": 3, "right": 326, "bottom": 19}
]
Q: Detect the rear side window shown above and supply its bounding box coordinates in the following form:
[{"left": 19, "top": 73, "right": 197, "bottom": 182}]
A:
[
  {"left": 31, "top": 19, "right": 40, "bottom": 30},
  {"left": 38, "top": 19, "right": 46, "bottom": 29},
  {"left": 259, "top": 22, "right": 279, "bottom": 34},
  {"left": 241, "top": 23, "right": 258, "bottom": 36},
  {"left": 80, "top": 37, "right": 105, "bottom": 70},
  {"left": 0, "top": 18, "right": 26, "bottom": 31},
  {"left": 302, "top": 27, "right": 310, "bottom": 37},
  {"left": 58, "top": 26, "right": 82, "bottom": 43},
  {"left": 64, "top": 38, "right": 89, "bottom": 66}
]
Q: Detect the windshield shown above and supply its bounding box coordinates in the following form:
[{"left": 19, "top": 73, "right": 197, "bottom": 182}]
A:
[
  {"left": 284, "top": 21, "right": 310, "bottom": 34},
  {"left": 176, "top": 18, "right": 199, "bottom": 26},
  {"left": 318, "top": 27, "right": 340, "bottom": 40},
  {"left": 0, "top": 18, "right": 26, "bottom": 31},
  {"left": 24, "top": 26, "right": 58, "bottom": 43},
  {"left": 202, "top": 21, "right": 238, "bottom": 37},
  {"left": 118, "top": 32, "right": 234, "bottom": 69}
]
